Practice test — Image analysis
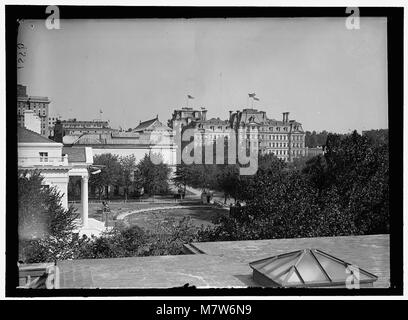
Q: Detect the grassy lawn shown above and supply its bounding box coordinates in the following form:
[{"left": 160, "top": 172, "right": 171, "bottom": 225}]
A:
[{"left": 124, "top": 206, "right": 228, "bottom": 231}]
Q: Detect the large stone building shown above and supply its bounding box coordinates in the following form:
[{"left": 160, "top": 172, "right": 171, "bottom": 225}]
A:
[
  {"left": 168, "top": 107, "right": 208, "bottom": 129},
  {"left": 229, "top": 109, "right": 306, "bottom": 162},
  {"left": 168, "top": 106, "right": 306, "bottom": 162},
  {"left": 17, "top": 84, "right": 51, "bottom": 137}
]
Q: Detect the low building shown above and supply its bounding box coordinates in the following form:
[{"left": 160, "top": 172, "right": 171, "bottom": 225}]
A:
[
  {"left": 54, "top": 118, "right": 113, "bottom": 137},
  {"left": 18, "top": 127, "right": 102, "bottom": 236},
  {"left": 18, "top": 127, "right": 71, "bottom": 209},
  {"left": 63, "top": 116, "right": 177, "bottom": 169}
]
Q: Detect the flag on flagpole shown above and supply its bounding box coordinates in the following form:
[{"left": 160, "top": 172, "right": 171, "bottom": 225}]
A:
[
  {"left": 248, "top": 93, "right": 256, "bottom": 98},
  {"left": 187, "top": 95, "right": 195, "bottom": 99}
]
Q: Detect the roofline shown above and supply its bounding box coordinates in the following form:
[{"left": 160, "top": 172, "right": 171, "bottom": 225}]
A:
[
  {"left": 18, "top": 142, "right": 63, "bottom": 147},
  {"left": 136, "top": 117, "right": 159, "bottom": 126}
]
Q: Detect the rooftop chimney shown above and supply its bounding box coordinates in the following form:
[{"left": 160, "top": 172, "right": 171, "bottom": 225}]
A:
[
  {"left": 201, "top": 109, "right": 207, "bottom": 121},
  {"left": 282, "top": 112, "right": 290, "bottom": 123}
]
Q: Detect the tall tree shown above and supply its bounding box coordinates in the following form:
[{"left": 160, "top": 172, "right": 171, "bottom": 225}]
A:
[
  {"left": 89, "top": 153, "right": 121, "bottom": 199},
  {"left": 216, "top": 164, "right": 240, "bottom": 203},
  {"left": 172, "top": 163, "right": 190, "bottom": 194},
  {"left": 119, "top": 155, "right": 137, "bottom": 201},
  {"left": 137, "top": 153, "right": 171, "bottom": 196}
]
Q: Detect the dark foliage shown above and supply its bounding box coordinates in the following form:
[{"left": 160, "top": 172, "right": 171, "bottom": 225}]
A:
[
  {"left": 18, "top": 170, "right": 80, "bottom": 263},
  {"left": 199, "top": 130, "right": 389, "bottom": 241}
]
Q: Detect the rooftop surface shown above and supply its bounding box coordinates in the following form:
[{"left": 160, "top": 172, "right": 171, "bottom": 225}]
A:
[
  {"left": 56, "top": 234, "right": 389, "bottom": 289},
  {"left": 62, "top": 147, "right": 87, "bottom": 163},
  {"left": 190, "top": 234, "right": 390, "bottom": 288},
  {"left": 133, "top": 117, "right": 159, "bottom": 132},
  {"left": 18, "top": 127, "right": 58, "bottom": 144}
]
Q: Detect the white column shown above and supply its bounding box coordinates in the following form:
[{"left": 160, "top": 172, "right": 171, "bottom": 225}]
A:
[
  {"left": 81, "top": 176, "right": 89, "bottom": 227},
  {"left": 60, "top": 181, "right": 69, "bottom": 210}
]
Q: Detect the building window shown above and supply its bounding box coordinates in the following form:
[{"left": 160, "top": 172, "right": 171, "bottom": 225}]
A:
[{"left": 39, "top": 152, "right": 48, "bottom": 162}]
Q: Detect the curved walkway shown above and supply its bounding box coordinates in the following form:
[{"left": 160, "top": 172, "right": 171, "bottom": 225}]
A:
[{"left": 116, "top": 205, "right": 225, "bottom": 220}]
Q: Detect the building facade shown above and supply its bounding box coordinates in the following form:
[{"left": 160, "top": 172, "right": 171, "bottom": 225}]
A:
[
  {"left": 17, "top": 84, "right": 51, "bottom": 137},
  {"left": 23, "top": 110, "right": 42, "bottom": 135},
  {"left": 54, "top": 119, "right": 113, "bottom": 136},
  {"left": 168, "top": 107, "right": 208, "bottom": 129},
  {"left": 17, "top": 126, "right": 104, "bottom": 236},
  {"left": 169, "top": 107, "right": 306, "bottom": 162},
  {"left": 63, "top": 116, "right": 177, "bottom": 169},
  {"left": 229, "top": 109, "right": 306, "bottom": 162}
]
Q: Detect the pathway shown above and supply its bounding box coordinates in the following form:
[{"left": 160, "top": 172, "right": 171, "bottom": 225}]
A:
[{"left": 116, "top": 204, "right": 227, "bottom": 220}]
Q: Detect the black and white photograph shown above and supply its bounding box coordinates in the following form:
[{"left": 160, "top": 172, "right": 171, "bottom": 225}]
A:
[{"left": 3, "top": 3, "right": 404, "bottom": 300}]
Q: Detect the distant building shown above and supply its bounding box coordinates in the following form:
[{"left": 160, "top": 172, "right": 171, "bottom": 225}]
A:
[
  {"left": 168, "top": 106, "right": 306, "bottom": 162},
  {"left": 194, "top": 117, "right": 232, "bottom": 144},
  {"left": 48, "top": 114, "right": 62, "bottom": 136},
  {"left": 17, "top": 84, "right": 51, "bottom": 137},
  {"left": 306, "top": 146, "right": 324, "bottom": 158},
  {"left": 63, "top": 116, "right": 177, "bottom": 168},
  {"left": 168, "top": 107, "right": 208, "bottom": 129},
  {"left": 132, "top": 115, "right": 174, "bottom": 145},
  {"left": 229, "top": 109, "right": 306, "bottom": 162},
  {"left": 54, "top": 119, "right": 113, "bottom": 136}
]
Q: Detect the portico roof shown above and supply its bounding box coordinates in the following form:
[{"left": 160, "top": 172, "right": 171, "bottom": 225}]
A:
[
  {"left": 62, "top": 147, "right": 87, "bottom": 163},
  {"left": 63, "top": 147, "right": 93, "bottom": 165}
]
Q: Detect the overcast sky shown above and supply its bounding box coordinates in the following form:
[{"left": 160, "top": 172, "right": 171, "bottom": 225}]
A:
[{"left": 17, "top": 18, "right": 388, "bottom": 133}]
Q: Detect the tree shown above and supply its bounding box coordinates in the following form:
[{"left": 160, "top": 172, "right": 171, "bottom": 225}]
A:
[
  {"left": 89, "top": 153, "right": 121, "bottom": 199},
  {"left": 172, "top": 163, "right": 190, "bottom": 194},
  {"left": 18, "top": 170, "right": 81, "bottom": 263},
  {"left": 304, "top": 130, "right": 389, "bottom": 234},
  {"left": 199, "top": 130, "right": 389, "bottom": 241},
  {"left": 119, "top": 155, "right": 137, "bottom": 201},
  {"left": 137, "top": 153, "right": 171, "bottom": 196},
  {"left": 216, "top": 164, "right": 240, "bottom": 203}
]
